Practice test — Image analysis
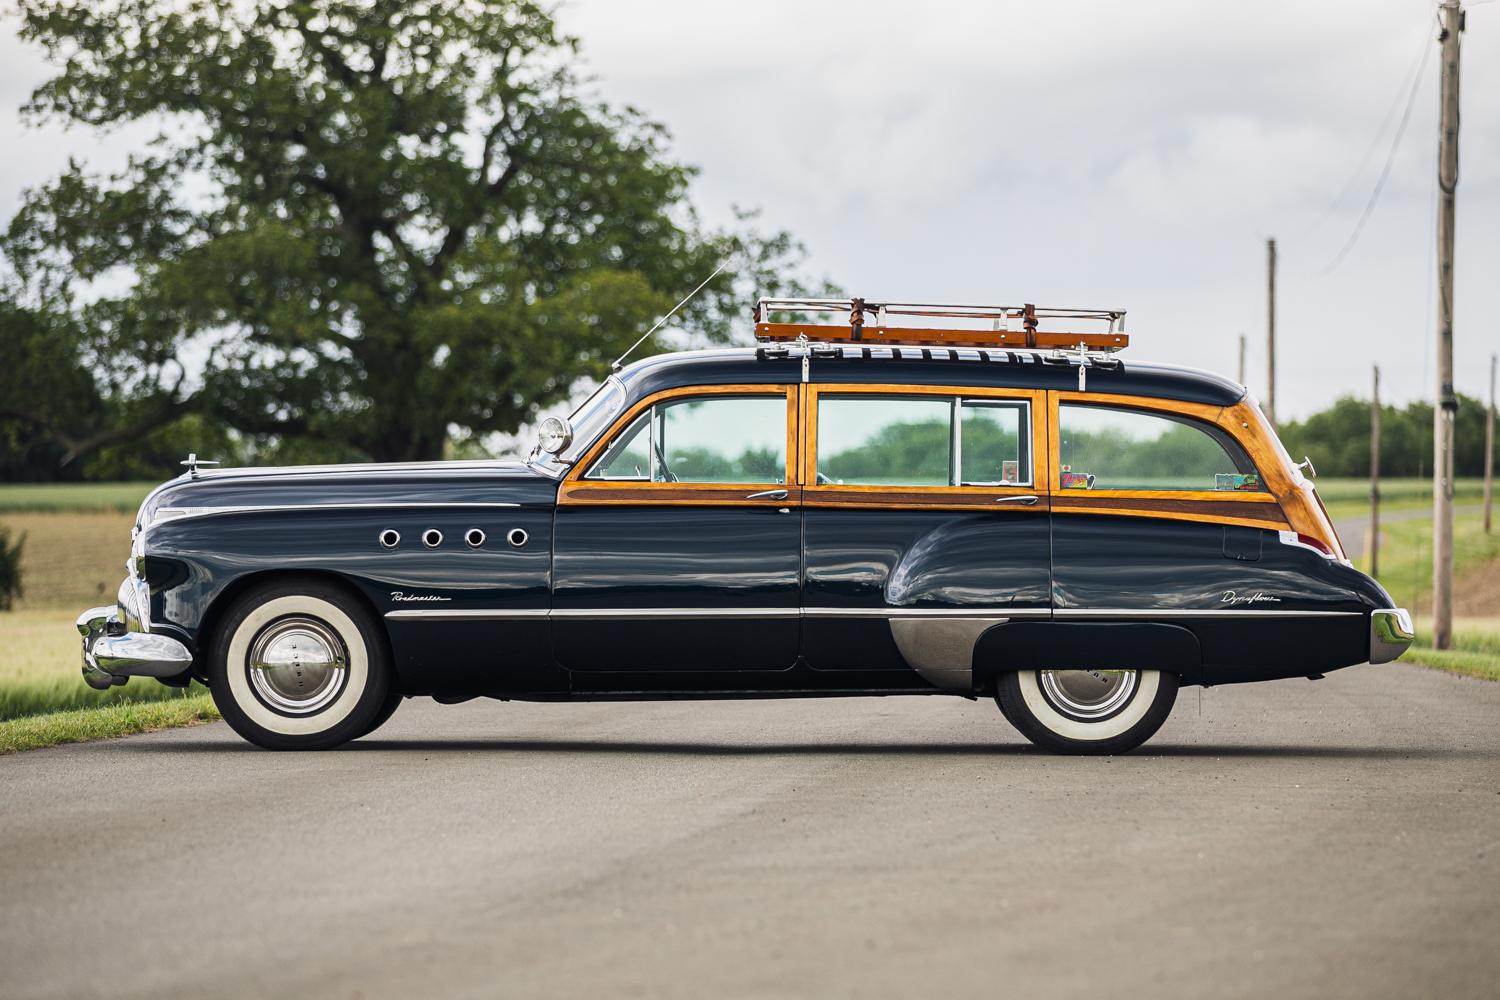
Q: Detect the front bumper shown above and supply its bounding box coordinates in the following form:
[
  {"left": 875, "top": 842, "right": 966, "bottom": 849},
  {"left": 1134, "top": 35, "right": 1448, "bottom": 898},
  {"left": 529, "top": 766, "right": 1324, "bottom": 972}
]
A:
[
  {"left": 76, "top": 596, "right": 193, "bottom": 691},
  {"left": 1370, "top": 608, "right": 1415, "bottom": 664}
]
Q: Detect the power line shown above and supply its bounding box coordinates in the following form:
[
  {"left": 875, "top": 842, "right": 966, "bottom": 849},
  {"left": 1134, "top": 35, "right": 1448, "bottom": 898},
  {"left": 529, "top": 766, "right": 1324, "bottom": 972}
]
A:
[
  {"left": 1316, "top": 21, "right": 1436, "bottom": 276},
  {"left": 1298, "top": 22, "right": 1433, "bottom": 243}
]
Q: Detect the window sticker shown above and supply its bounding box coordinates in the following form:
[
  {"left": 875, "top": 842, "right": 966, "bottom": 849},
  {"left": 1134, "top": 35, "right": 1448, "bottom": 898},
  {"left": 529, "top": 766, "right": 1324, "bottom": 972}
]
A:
[
  {"left": 1215, "top": 473, "right": 1261, "bottom": 492},
  {"left": 1059, "top": 465, "right": 1095, "bottom": 490}
]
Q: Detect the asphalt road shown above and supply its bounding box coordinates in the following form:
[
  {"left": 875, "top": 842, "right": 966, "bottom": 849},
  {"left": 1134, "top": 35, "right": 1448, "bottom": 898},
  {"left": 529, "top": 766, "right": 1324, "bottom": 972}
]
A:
[{"left": 2, "top": 664, "right": 1498, "bottom": 1000}]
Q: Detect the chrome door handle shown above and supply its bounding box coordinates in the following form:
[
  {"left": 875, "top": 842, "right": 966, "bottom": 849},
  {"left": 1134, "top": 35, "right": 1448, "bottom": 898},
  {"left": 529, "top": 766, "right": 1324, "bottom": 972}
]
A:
[
  {"left": 746, "top": 489, "right": 789, "bottom": 501},
  {"left": 995, "top": 495, "right": 1040, "bottom": 505}
]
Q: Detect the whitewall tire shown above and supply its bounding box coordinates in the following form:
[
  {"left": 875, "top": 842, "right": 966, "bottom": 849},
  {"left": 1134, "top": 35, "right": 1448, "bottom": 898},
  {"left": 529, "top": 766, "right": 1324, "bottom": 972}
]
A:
[
  {"left": 996, "top": 668, "right": 1178, "bottom": 755},
  {"left": 208, "top": 579, "right": 393, "bottom": 750}
]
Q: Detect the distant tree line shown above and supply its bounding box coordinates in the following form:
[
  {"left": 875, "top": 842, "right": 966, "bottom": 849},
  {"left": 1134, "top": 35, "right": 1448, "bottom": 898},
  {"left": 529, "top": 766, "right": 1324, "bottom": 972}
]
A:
[{"left": 1276, "top": 394, "right": 1491, "bottom": 478}]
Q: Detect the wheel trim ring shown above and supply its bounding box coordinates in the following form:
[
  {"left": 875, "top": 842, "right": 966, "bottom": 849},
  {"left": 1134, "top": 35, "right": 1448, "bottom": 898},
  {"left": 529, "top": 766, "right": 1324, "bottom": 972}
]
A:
[{"left": 1039, "top": 669, "right": 1139, "bottom": 721}]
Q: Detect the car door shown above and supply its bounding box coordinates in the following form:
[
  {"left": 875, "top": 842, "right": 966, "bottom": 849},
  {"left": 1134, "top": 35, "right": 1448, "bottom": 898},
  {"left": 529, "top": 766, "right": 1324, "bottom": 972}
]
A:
[
  {"left": 800, "top": 384, "right": 1053, "bottom": 690},
  {"left": 552, "top": 384, "right": 802, "bottom": 674},
  {"left": 1043, "top": 393, "right": 1365, "bottom": 681}
]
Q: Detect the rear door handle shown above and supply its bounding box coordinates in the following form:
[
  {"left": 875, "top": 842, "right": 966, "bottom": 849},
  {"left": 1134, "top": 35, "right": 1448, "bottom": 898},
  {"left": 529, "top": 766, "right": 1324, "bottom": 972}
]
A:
[
  {"left": 995, "top": 495, "right": 1040, "bottom": 505},
  {"left": 746, "top": 489, "right": 789, "bottom": 501}
]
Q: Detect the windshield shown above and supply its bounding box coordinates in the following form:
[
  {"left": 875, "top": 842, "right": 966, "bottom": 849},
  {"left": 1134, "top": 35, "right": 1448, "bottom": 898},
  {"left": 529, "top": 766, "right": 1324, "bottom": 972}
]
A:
[{"left": 527, "top": 377, "right": 627, "bottom": 475}]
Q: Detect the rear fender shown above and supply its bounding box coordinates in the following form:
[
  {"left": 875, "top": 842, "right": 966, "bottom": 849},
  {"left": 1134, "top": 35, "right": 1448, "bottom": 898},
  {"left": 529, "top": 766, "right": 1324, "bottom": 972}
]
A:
[{"left": 972, "top": 621, "right": 1204, "bottom": 688}]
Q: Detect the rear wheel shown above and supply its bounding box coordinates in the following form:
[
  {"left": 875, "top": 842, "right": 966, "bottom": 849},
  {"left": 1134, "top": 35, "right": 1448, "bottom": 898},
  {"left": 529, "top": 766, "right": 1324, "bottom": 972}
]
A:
[
  {"left": 208, "top": 579, "right": 392, "bottom": 750},
  {"left": 996, "top": 668, "right": 1178, "bottom": 755}
]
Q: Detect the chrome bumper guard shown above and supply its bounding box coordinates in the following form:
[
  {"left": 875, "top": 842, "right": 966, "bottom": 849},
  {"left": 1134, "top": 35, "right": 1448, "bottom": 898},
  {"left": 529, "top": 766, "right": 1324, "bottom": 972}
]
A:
[
  {"left": 76, "top": 605, "right": 193, "bottom": 691},
  {"left": 1370, "top": 608, "right": 1415, "bottom": 664}
]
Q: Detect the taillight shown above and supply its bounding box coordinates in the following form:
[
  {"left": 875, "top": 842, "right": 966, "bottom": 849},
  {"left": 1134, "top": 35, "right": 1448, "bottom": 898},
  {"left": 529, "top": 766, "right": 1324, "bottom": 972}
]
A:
[{"left": 1279, "top": 530, "right": 1336, "bottom": 559}]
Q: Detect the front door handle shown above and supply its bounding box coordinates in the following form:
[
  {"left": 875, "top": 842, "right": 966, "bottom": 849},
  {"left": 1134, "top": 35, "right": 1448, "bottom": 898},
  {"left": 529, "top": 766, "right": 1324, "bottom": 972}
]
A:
[
  {"left": 995, "top": 495, "right": 1040, "bottom": 505},
  {"left": 746, "top": 489, "right": 789, "bottom": 501}
]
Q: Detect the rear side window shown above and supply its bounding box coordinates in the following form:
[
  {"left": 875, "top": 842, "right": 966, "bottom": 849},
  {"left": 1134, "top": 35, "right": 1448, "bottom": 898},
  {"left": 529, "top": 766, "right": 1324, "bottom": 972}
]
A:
[
  {"left": 816, "top": 395, "right": 1032, "bottom": 487},
  {"left": 1057, "top": 404, "right": 1262, "bottom": 492}
]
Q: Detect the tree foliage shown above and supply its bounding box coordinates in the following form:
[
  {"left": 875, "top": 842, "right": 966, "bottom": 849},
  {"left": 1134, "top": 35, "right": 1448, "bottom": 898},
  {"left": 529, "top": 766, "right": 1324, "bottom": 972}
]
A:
[
  {"left": 2, "top": 0, "right": 822, "bottom": 464},
  {"left": 1277, "top": 394, "right": 1490, "bottom": 478}
]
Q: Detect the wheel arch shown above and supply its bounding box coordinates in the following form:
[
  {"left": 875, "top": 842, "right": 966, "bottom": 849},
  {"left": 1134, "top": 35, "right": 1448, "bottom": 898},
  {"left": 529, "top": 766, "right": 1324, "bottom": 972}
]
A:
[
  {"left": 973, "top": 621, "right": 1204, "bottom": 691},
  {"left": 193, "top": 570, "right": 390, "bottom": 682}
]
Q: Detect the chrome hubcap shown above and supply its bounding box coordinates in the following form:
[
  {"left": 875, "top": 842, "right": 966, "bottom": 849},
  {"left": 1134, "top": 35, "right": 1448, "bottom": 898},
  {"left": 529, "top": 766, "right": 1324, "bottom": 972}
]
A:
[
  {"left": 1039, "top": 669, "right": 1138, "bottom": 720},
  {"left": 247, "top": 616, "right": 348, "bottom": 715}
]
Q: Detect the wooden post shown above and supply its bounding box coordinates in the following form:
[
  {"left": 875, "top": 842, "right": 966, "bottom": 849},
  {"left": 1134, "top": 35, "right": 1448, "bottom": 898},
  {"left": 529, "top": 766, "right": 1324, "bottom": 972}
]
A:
[
  {"left": 1485, "top": 352, "right": 1495, "bottom": 534},
  {"left": 1433, "top": 1, "right": 1462, "bottom": 649},
  {"left": 1370, "top": 366, "right": 1381, "bottom": 577},
  {"left": 1266, "top": 239, "right": 1277, "bottom": 426}
]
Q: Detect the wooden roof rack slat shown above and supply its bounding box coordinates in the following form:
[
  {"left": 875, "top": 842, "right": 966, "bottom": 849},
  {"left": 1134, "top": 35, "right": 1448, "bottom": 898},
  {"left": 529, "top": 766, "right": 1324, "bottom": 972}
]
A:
[{"left": 753, "top": 297, "right": 1128, "bottom": 352}]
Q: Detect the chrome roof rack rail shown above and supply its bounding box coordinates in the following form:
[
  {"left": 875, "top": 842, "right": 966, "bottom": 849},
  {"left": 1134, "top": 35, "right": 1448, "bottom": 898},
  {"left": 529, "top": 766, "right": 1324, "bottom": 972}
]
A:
[{"left": 753, "top": 297, "right": 1128, "bottom": 352}]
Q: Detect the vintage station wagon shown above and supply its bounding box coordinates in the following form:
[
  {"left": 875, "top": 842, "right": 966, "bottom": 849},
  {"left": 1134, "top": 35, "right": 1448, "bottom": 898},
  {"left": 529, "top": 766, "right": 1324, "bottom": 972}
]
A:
[{"left": 77, "top": 299, "right": 1414, "bottom": 753}]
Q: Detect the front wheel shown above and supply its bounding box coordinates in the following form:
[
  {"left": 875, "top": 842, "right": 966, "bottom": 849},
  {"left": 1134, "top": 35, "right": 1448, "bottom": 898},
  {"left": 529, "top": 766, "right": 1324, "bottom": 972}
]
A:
[
  {"left": 207, "top": 579, "right": 393, "bottom": 750},
  {"left": 996, "top": 668, "right": 1178, "bottom": 755}
]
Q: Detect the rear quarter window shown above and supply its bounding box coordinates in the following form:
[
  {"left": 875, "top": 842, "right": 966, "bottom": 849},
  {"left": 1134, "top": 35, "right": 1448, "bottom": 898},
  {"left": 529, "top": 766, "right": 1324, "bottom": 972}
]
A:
[{"left": 1058, "top": 403, "right": 1262, "bottom": 492}]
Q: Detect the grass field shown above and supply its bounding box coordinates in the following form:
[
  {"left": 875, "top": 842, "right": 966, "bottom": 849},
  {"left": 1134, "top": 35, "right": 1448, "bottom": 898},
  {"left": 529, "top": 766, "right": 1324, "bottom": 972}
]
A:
[
  {"left": 0, "top": 481, "right": 156, "bottom": 513},
  {"left": 0, "top": 609, "right": 213, "bottom": 722},
  {"left": 1362, "top": 512, "right": 1499, "bottom": 616},
  {"left": 1315, "top": 477, "right": 1486, "bottom": 521}
]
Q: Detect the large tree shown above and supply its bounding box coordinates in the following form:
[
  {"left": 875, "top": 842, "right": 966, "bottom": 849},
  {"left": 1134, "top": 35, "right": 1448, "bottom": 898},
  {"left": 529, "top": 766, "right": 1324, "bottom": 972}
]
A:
[{"left": 2, "top": 0, "right": 816, "bottom": 464}]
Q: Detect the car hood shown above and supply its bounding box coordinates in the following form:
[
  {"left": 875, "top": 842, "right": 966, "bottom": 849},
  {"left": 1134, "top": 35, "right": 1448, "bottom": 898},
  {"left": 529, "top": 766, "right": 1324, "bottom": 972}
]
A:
[{"left": 137, "top": 460, "right": 559, "bottom": 528}]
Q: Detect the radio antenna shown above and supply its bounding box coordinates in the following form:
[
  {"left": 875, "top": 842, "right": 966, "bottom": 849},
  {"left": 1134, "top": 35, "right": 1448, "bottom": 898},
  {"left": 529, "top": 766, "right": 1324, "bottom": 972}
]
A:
[{"left": 611, "top": 261, "right": 728, "bottom": 371}]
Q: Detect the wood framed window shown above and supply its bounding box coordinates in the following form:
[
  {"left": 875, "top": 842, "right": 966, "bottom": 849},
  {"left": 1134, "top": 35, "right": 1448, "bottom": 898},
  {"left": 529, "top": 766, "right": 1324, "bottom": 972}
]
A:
[
  {"left": 559, "top": 384, "right": 800, "bottom": 507},
  {"left": 1045, "top": 391, "right": 1289, "bottom": 529},
  {"left": 802, "top": 384, "right": 1047, "bottom": 510}
]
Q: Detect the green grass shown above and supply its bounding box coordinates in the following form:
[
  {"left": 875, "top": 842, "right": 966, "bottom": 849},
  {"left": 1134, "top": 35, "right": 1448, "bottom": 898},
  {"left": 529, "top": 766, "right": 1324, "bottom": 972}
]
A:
[
  {"left": 0, "top": 694, "right": 219, "bottom": 754},
  {"left": 1362, "top": 513, "right": 1500, "bottom": 614},
  {"left": 0, "top": 481, "right": 157, "bottom": 513},
  {"left": 1403, "top": 618, "right": 1500, "bottom": 682},
  {"left": 0, "top": 609, "right": 212, "bottom": 722},
  {"left": 1316, "top": 477, "right": 1486, "bottom": 521}
]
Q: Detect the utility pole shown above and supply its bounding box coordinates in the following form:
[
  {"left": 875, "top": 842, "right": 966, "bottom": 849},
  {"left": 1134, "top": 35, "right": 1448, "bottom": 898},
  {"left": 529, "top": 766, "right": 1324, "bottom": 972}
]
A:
[
  {"left": 1266, "top": 239, "right": 1277, "bottom": 426},
  {"left": 1433, "top": 0, "right": 1463, "bottom": 649},
  {"left": 1485, "top": 352, "right": 1495, "bottom": 534},
  {"left": 1370, "top": 366, "right": 1381, "bottom": 578},
  {"left": 1238, "top": 333, "right": 1247, "bottom": 385}
]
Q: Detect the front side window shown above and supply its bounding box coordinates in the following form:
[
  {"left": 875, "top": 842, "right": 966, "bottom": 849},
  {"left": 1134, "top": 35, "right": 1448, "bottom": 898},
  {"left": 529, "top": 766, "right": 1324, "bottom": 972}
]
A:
[
  {"left": 1057, "top": 404, "right": 1262, "bottom": 492},
  {"left": 585, "top": 395, "right": 787, "bottom": 484},
  {"left": 816, "top": 395, "right": 1032, "bottom": 487}
]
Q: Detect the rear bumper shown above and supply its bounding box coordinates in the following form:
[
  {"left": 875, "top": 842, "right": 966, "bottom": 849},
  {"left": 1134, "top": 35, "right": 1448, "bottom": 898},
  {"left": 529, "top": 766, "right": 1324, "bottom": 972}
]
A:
[
  {"left": 1370, "top": 608, "right": 1415, "bottom": 664},
  {"left": 76, "top": 603, "right": 193, "bottom": 691}
]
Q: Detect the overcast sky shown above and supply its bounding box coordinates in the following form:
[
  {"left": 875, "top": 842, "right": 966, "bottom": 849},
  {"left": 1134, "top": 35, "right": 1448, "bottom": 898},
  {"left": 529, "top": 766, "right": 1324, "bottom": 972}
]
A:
[{"left": 2, "top": 0, "right": 1495, "bottom": 421}]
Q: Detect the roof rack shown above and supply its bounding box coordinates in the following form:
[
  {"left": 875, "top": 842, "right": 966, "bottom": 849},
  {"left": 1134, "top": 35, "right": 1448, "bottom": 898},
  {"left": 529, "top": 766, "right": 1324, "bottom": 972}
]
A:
[{"left": 753, "top": 297, "right": 1128, "bottom": 352}]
